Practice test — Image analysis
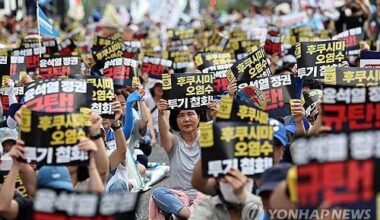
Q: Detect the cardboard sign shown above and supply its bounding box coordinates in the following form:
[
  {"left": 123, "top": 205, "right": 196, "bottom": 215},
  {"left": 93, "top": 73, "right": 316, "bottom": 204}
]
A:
[
  {"left": 322, "top": 84, "right": 380, "bottom": 133},
  {"left": 70, "top": 75, "right": 115, "bottom": 119},
  {"left": 293, "top": 132, "right": 379, "bottom": 217},
  {"left": 228, "top": 47, "right": 272, "bottom": 85},
  {"left": 88, "top": 77, "right": 115, "bottom": 118},
  {"left": 103, "top": 57, "right": 138, "bottom": 87},
  {"left": 325, "top": 67, "right": 380, "bottom": 86},
  {"left": 200, "top": 121, "right": 273, "bottom": 177},
  {"left": 167, "top": 28, "right": 195, "bottom": 48},
  {"left": 33, "top": 189, "right": 139, "bottom": 220},
  {"left": 162, "top": 50, "right": 191, "bottom": 73},
  {"left": 162, "top": 72, "right": 214, "bottom": 110},
  {"left": 23, "top": 78, "right": 92, "bottom": 113},
  {"left": 194, "top": 52, "right": 233, "bottom": 94},
  {"left": 142, "top": 56, "right": 172, "bottom": 79},
  {"left": 333, "top": 27, "right": 363, "bottom": 56},
  {"left": 92, "top": 35, "right": 122, "bottom": 52},
  {"left": 12, "top": 47, "right": 47, "bottom": 73},
  {"left": 42, "top": 39, "right": 59, "bottom": 55},
  {"left": 39, "top": 56, "right": 81, "bottom": 79},
  {"left": 92, "top": 42, "right": 124, "bottom": 66},
  {"left": 20, "top": 108, "right": 91, "bottom": 166},
  {"left": 226, "top": 39, "right": 260, "bottom": 61},
  {"left": 0, "top": 56, "right": 27, "bottom": 86},
  {"left": 216, "top": 95, "right": 268, "bottom": 125},
  {"left": 238, "top": 74, "right": 297, "bottom": 117},
  {"left": 295, "top": 40, "right": 346, "bottom": 80}
]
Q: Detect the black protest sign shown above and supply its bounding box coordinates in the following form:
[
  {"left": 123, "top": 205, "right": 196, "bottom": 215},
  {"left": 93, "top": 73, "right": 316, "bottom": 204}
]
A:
[
  {"left": 167, "top": 28, "right": 195, "bottom": 48},
  {"left": 0, "top": 56, "right": 27, "bottom": 86},
  {"left": 142, "top": 56, "right": 172, "bottom": 79},
  {"left": 69, "top": 75, "right": 115, "bottom": 119},
  {"left": 103, "top": 57, "right": 138, "bottom": 87},
  {"left": 20, "top": 109, "right": 91, "bottom": 166},
  {"left": 92, "top": 35, "right": 121, "bottom": 52},
  {"left": 23, "top": 78, "right": 92, "bottom": 113},
  {"left": 12, "top": 47, "right": 47, "bottom": 73},
  {"left": 0, "top": 87, "right": 24, "bottom": 115},
  {"left": 42, "top": 39, "right": 59, "bottom": 54},
  {"left": 93, "top": 42, "right": 124, "bottom": 66},
  {"left": 39, "top": 56, "right": 81, "bottom": 79},
  {"left": 292, "top": 132, "right": 379, "bottom": 215},
  {"left": 194, "top": 52, "right": 233, "bottom": 94},
  {"left": 324, "top": 67, "right": 380, "bottom": 87},
  {"left": 58, "top": 38, "right": 77, "bottom": 56},
  {"left": 200, "top": 122, "right": 273, "bottom": 177},
  {"left": 216, "top": 95, "right": 268, "bottom": 125},
  {"left": 322, "top": 84, "right": 380, "bottom": 133},
  {"left": 33, "top": 189, "right": 139, "bottom": 220},
  {"left": 162, "top": 72, "right": 214, "bottom": 110},
  {"left": 228, "top": 47, "right": 272, "bottom": 85},
  {"left": 237, "top": 74, "right": 298, "bottom": 118},
  {"left": 87, "top": 77, "right": 115, "bottom": 118},
  {"left": 162, "top": 50, "right": 191, "bottom": 73},
  {"left": 295, "top": 40, "right": 346, "bottom": 80},
  {"left": 20, "top": 37, "right": 40, "bottom": 49},
  {"left": 333, "top": 27, "right": 363, "bottom": 56},
  {"left": 228, "top": 39, "right": 260, "bottom": 61}
]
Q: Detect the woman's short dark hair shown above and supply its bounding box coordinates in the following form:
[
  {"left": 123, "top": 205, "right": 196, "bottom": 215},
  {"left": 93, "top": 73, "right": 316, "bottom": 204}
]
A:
[{"left": 168, "top": 109, "right": 207, "bottom": 132}]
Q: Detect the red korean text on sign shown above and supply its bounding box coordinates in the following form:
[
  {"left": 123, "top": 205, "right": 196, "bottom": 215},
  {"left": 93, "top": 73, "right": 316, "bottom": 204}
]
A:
[{"left": 297, "top": 160, "right": 373, "bottom": 207}]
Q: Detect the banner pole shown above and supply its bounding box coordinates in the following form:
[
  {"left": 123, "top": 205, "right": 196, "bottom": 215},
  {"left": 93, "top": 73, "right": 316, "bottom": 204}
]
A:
[{"left": 36, "top": 1, "right": 42, "bottom": 58}]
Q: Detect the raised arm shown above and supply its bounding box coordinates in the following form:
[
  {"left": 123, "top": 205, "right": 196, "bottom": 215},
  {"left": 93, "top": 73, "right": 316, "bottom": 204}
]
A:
[
  {"left": 108, "top": 98, "right": 128, "bottom": 171},
  {"left": 89, "top": 112, "right": 109, "bottom": 183},
  {"left": 157, "top": 99, "right": 173, "bottom": 153},
  {"left": 0, "top": 140, "right": 28, "bottom": 219},
  {"left": 123, "top": 91, "right": 141, "bottom": 140}
]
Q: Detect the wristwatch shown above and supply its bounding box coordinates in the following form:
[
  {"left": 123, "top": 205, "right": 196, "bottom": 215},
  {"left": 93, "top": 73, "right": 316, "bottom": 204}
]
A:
[{"left": 111, "top": 120, "right": 122, "bottom": 130}]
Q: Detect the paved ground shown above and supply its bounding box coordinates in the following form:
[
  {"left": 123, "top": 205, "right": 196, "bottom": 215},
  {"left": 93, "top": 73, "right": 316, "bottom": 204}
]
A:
[{"left": 136, "top": 145, "right": 170, "bottom": 220}]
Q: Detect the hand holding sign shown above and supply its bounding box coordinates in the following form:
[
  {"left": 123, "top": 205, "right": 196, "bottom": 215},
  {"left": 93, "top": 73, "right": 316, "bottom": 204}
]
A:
[
  {"left": 112, "top": 96, "right": 122, "bottom": 122},
  {"left": 290, "top": 99, "right": 305, "bottom": 123},
  {"left": 227, "top": 79, "right": 237, "bottom": 97},
  {"left": 157, "top": 99, "right": 169, "bottom": 114},
  {"left": 89, "top": 111, "right": 102, "bottom": 136},
  {"left": 223, "top": 168, "right": 250, "bottom": 204},
  {"left": 78, "top": 137, "right": 98, "bottom": 153},
  {"left": 9, "top": 139, "right": 26, "bottom": 163}
]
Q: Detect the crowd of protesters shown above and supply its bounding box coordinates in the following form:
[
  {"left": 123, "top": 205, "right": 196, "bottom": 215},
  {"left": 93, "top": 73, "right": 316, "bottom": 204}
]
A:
[{"left": 0, "top": 0, "right": 379, "bottom": 219}]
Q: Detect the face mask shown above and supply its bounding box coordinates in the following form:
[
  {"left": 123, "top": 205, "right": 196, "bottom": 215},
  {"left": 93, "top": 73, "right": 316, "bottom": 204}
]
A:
[{"left": 219, "top": 180, "right": 254, "bottom": 204}]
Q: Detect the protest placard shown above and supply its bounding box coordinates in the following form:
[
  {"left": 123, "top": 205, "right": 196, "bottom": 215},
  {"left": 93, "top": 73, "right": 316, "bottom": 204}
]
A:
[
  {"left": 39, "top": 56, "right": 81, "bottom": 79},
  {"left": 325, "top": 66, "right": 380, "bottom": 86},
  {"left": 162, "top": 72, "right": 214, "bottom": 110},
  {"left": 142, "top": 56, "right": 172, "bottom": 79},
  {"left": 103, "top": 57, "right": 138, "bottom": 87}
]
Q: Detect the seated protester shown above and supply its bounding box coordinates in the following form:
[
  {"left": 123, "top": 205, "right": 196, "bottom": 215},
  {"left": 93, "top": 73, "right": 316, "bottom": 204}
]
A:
[
  {"left": 0, "top": 128, "right": 18, "bottom": 154},
  {"left": 145, "top": 79, "right": 163, "bottom": 146},
  {"left": 0, "top": 138, "right": 104, "bottom": 220},
  {"left": 150, "top": 99, "right": 205, "bottom": 219},
  {"left": 189, "top": 168, "right": 264, "bottom": 220},
  {"left": 257, "top": 163, "right": 292, "bottom": 220},
  {"left": 116, "top": 88, "right": 148, "bottom": 176},
  {"left": 103, "top": 98, "right": 129, "bottom": 193},
  {"left": 68, "top": 112, "right": 109, "bottom": 191}
]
